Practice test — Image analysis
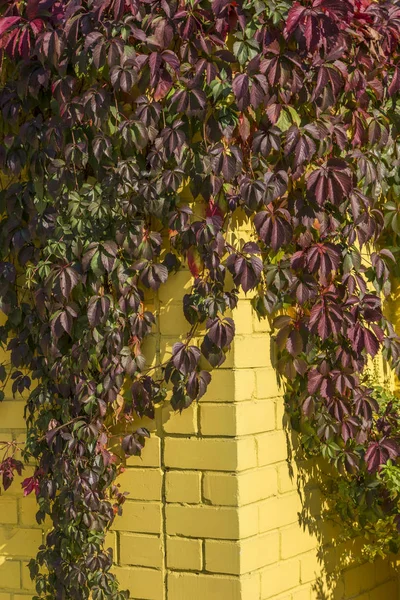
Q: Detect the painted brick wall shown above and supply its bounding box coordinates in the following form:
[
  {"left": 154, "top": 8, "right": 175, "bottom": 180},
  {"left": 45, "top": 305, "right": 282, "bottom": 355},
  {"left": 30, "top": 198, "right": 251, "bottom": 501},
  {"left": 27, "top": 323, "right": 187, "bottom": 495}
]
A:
[{"left": 0, "top": 270, "right": 398, "bottom": 600}]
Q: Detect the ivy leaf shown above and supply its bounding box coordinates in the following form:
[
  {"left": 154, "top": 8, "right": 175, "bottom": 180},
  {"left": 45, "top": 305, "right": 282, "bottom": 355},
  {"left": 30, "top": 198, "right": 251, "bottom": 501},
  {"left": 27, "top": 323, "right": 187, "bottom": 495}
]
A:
[
  {"left": 172, "top": 343, "right": 201, "bottom": 376},
  {"left": 254, "top": 204, "right": 292, "bottom": 251},
  {"left": 232, "top": 73, "right": 250, "bottom": 111},
  {"left": 286, "top": 329, "right": 303, "bottom": 356},
  {"left": 365, "top": 439, "right": 400, "bottom": 473},
  {"left": 226, "top": 254, "right": 263, "bottom": 293},
  {"left": 207, "top": 317, "right": 235, "bottom": 348},
  {"left": 122, "top": 429, "right": 150, "bottom": 457},
  {"left": 54, "top": 266, "right": 80, "bottom": 299},
  {"left": 0, "top": 17, "right": 21, "bottom": 37},
  {"left": 307, "top": 159, "right": 352, "bottom": 206}
]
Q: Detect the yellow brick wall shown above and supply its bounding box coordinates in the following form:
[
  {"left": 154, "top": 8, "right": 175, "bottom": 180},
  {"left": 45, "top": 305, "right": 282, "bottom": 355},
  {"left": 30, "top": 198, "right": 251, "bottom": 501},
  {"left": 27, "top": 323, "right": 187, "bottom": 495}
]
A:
[{"left": 0, "top": 271, "right": 399, "bottom": 600}]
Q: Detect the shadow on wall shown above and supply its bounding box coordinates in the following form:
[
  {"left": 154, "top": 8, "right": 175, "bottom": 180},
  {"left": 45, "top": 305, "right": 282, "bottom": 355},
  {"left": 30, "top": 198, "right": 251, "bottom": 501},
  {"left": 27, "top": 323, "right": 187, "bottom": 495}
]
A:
[
  {"left": 268, "top": 319, "right": 399, "bottom": 600},
  {"left": 281, "top": 420, "right": 399, "bottom": 600}
]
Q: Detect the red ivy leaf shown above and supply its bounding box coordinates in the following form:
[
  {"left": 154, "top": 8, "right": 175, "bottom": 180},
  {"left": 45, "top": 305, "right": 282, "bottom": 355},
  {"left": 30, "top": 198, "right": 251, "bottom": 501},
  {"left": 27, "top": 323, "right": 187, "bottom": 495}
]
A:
[{"left": 0, "top": 17, "right": 21, "bottom": 38}]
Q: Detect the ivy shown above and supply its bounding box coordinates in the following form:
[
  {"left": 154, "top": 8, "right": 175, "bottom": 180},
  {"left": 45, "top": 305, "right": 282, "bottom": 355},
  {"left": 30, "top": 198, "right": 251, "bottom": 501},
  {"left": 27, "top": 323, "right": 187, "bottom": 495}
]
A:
[{"left": 0, "top": 0, "right": 399, "bottom": 597}]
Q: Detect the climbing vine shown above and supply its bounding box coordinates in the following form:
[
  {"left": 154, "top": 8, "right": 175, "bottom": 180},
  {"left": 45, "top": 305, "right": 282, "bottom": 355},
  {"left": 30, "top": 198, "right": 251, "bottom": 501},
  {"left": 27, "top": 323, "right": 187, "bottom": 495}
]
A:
[{"left": 0, "top": 0, "right": 400, "bottom": 597}]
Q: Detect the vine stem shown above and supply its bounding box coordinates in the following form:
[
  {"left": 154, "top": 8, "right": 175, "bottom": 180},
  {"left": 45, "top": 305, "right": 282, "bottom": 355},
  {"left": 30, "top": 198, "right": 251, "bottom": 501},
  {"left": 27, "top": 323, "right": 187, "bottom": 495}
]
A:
[{"left": 37, "top": 417, "right": 87, "bottom": 443}]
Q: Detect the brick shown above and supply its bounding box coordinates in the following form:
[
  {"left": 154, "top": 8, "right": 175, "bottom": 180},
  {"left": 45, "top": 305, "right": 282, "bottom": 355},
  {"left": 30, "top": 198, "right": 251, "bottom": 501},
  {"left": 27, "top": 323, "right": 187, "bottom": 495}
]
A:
[
  {"left": 105, "top": 531, "right": 116, "bottom": 556},
  {"left": 303, "top": 488, "right": 323, "bottom": 518},
  {"left": 0, "top": 498, "right": 17, "bottom": 524},
  {"left": 205, "top": 540, "right": 240, "bottom": 574},
  {"left": 220, "top": 348, "right": 234, "bottom": 370},
  {"left": 234, "top": 335, "right": 270, "bottom": 368},
  {"left": 21, "top": 561, "right": 35, "bottom": 591},
  {"left": 374, "top": 557, "right": 394, "bottom": 585},
  {"left": 17, "top": 497, "right": 51, "bottom": 531},
  {"left": 140, "top": 335, "right": 157, "bottom": 367},
  {"left": 112, "top": 502, "right": 161, "bottom": 534},
  {"left": 299, "top": 550, "right": 322, "bottom": 585},
  {"left": 239, "top": 503, "right": 260, "bottom": 538},
  {"left": 165, "top": 470, "right": 201, "bottom": 503},
  {"left": 316, "top": 545, "right": 336, "bottom": 576},
  {"left": 205, "top": 532, "right": 279, "bottom": 575},
  {"left": 252, "top": 311, "right": 271, "bottom": 333},
  {"left": 369, "top": 579, "right": 398, "bottom": 600},
  {"left": 318, "top": 521, "right": 344, "bottom": 550},
  {"left": 261, "top": 592, "right": 291, "bottom": 600},
  {"left": 203, "top": 467, "right": 278, "bottom": 508},
  {"left": 344, "top": 563, "right": 376, "bottom": 596},
  {"left": 234, "top": 369, "right": 256, "bottom": 401},
  {"left": 233, "top": 301, "right": 254, "bottom": 335},
  {"left": 0, "top": 594, "right": 12, "bottom": 599},
  {"left": 0, "top": 527, "right": 42, "bottom": 558},
  {"left": 275, "top": 398, "right": 288, "bottom": 430},
  {"left": 17, "top": 496, "right": 50, "bottom": 527},
  {"left": 158, "top": 302, "right": 192, "bottom": 336},
  {"left": 202, "top": 369, "right": 234, "bottom": 402},
  {"left": 260, "top": 558, "right": 300, "bottom": 598},
  {"left": 119, "top": 534, "right": 162, "bottom": 568},
  {"left": 166, "top": 536, "right": 202, "bottom": 571},
  {"left": 113, "top": 566, "right": 163, "bottom": 600},
  {"left": 161, "top": 403, "right": 197, "bottom": 435},
  {"left": 164, "top": 437, "right": 235, "bottom": 471},
  {"left": 241, "top": 571, "right": 261, "bottom": 598},
  {"left": 203, "top": 472, "right": 238, "bottom": 506},
  {"left": 308, "top": 577, "right": 344, "bottom": 600},
  {"left": 238, "top": 466, "right": 278, "bottom": 505},
  {"left": 259, "top": 494, "right": 301, "bottom": 532},
  {"left": 280, "top": 526, "right": 317, "bottom": 560},
  {"left": 335, "top": 536, "right": 366, "bottom": 570},
  {"left": 236, "top": 401, "right": 275, "bottom": 435},
  {"left": 168, "top": 572, "right": 241, "bottom": 600},
  {"left": 118, "top": 468, "right": 162, "bottom": 501},
  {"left": 201, "top": 368, "right": 256, "bottom": 403},
  {"left": 126, "top": 436, "right": 160, "bottom": 468},
  {"left": 17, "top": 496, "right": 35, "bottom": 526},
  {"left": 256, "top": 368, "right": 282, "bottom": 399},
  {"left": 200, "top": 403, "right": 236, "bottom": 436},
  {"left": 256, "top": 431, "right": 288, "bottom": 466},
  {"left": 291, "top": 586, "right": 311, "bottom": 600},
  {"left": 277, "top": 462, "right": 297, "bottom": 494},
  {"left": 158, "top": 270, "right": 193, "bottom": 303},
  {"left": 290, "top": 430, "right": 302, "bottom": 453},
  {"left": 166, "top": 504, "right": 239, "bottom": 539},
  {"left": 237, "top": 436, "right": 262, "bottom": 471},
  {"left": 0, "top": 560, "right": 20, "bottom": 589},
  {"left": 0, "top": 402, "right": 25, "bottom": 429},
  {"left": 200, "top": 401, "right": 275, "bottom": 437},
  {"left": 241, "top": 532, "right": 280, "bottom": 573},
  {"left": 164, "top": 437, "right": 257, "bottom": 471}
]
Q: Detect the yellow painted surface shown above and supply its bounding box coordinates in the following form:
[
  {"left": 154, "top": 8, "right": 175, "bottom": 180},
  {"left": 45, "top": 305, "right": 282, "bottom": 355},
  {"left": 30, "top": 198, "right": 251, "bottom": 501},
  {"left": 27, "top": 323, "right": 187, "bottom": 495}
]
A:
[{"left": 0, "top": 273, "right": 398, "bottom": 599}]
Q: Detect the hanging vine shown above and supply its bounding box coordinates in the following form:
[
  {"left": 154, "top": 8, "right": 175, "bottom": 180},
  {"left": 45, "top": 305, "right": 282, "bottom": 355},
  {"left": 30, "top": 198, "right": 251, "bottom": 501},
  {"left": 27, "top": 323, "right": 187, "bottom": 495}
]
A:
[{"left": 0, "top": 0, "right": 400, "bottom": 597}]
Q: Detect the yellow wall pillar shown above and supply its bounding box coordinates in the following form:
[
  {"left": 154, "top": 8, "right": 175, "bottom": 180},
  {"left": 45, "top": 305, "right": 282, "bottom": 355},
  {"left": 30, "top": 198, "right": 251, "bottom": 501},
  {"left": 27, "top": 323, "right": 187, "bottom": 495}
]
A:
[{"left": 0, "top": 273, "right": 398, "bottom": 599}]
